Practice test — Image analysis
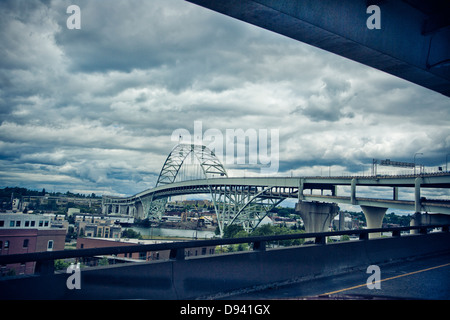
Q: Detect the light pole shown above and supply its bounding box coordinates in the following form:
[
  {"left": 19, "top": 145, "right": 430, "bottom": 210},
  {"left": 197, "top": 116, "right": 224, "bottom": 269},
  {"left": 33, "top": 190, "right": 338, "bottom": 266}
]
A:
[{"left": 414, "top": 152, "right": 423, "bottom": 175}]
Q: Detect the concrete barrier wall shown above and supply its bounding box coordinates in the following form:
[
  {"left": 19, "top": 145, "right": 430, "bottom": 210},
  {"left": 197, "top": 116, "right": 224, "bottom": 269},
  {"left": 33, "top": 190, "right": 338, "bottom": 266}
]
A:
[{"left": 1, "top": 232, "right": 450, "bottom": 299}]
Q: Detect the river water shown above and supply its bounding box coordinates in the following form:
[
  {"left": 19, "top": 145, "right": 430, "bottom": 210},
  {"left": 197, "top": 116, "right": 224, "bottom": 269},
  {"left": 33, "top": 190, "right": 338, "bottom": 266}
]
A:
[{"left": 131, "top": 226, "right": 216, "bottom": 239}]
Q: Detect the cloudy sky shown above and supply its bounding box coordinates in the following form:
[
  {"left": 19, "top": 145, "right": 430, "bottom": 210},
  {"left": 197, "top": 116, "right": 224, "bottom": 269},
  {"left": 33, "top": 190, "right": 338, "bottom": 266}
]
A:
[{"left": 1, "top": 0, "right": 449, "bottom": 205}]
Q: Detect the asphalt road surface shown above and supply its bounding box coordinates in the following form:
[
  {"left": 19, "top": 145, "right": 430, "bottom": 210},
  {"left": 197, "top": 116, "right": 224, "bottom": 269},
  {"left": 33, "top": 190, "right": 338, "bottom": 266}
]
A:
[{"left": 223, "top": 253, "right": 450, "bottom": 300}]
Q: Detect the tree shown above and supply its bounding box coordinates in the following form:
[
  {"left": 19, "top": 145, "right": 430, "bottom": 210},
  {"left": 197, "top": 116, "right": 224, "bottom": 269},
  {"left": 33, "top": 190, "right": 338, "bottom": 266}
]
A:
[
  {"left": 54, "top": 259, "right": 71, "bottom": 271},
  {"left": 98, "top": 257, "right": 109, "bottom": 266},
  {"left": 222, "top": 224, "right": 245, "bottom": 238},
  {"left": 122, "top": 228, "right": 142, "bottom": 239},
  {"left": 251, "top": 224, "right": 304, "bottom": 247},
  {"left": 383, "top": 212, "right": 411, "bottom": 227}
]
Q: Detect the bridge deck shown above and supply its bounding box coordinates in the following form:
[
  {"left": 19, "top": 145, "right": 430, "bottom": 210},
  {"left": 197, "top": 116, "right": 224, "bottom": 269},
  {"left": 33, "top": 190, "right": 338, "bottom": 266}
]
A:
[{"left": 103, "top": 173, "right": 450, "bottom": 214}]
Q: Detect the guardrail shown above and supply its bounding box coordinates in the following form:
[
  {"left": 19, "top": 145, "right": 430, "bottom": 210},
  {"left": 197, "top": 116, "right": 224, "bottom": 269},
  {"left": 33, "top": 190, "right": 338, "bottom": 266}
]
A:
[{"left": 1, "top": 224, "right": 449, "bottom": 276}]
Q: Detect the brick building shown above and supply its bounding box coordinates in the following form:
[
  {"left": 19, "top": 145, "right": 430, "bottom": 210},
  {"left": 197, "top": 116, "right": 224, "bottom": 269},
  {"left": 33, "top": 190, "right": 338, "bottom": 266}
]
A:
[{"left": 0, "top": 213, "right": 66, "bottom": 276}]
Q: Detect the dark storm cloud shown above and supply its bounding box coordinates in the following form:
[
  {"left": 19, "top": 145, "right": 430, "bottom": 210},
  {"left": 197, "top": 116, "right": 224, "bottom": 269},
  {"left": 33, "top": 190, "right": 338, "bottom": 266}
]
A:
[
  {"left": 294, "top": 76, "right": 355, "bottom": 122},
  {"left": 0, "top": 0, "right": 449, "bottom": 198}
]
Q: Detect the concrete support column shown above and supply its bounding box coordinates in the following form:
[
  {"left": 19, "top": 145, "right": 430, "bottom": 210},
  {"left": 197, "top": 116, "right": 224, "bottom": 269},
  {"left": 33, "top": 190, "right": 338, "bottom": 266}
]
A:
[
  {"left": 298, "top": 178, "right": 304, "bottom": 201},
  {"left": 361, "top": 205, "right": 387, "bottom": 238},
  {"left": 337, "top": 211, "right": 345, "bottom": 231},
  {"left": 411, "top": 177, "right": 424, "bottom": 234},
  {"left": 351, "top": 178, "right": 357, "bottom": 205},
  {"left": 136, "top": 202, "right": 144, "bottom": 219},
  {"left": 410, "top": 212, "right": 450, "bottom": 234},
  {"left": 410, "top": 212, "right": 421, "bottom": 234},
  {"left": 393, "top": 187, "right": 399, "bottom": 201},
  {"left": 415, "top": 177, "right": 423, "bottom": 213},
  {"left": 296, "top": 201, "right": 339, "bottom": 234}
]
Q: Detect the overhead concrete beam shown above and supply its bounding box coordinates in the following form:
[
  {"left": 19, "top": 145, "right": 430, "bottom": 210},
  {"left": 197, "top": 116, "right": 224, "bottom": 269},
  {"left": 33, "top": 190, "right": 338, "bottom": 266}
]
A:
[
  {"left": 410, "top": 212, "right": 450, "bottom": 235},
  {"left": 186, "top": 0, "right": 450, "bottom": 97}
]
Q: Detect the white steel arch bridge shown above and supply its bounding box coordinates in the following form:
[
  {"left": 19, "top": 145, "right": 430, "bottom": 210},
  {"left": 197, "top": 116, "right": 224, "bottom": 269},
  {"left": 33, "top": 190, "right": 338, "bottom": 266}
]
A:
[
  {"left": 103, "top": 143, "right": 289, "bottom": 235},
  {"left": 102, "top": 143, "right": 450, "bottom": 236}
]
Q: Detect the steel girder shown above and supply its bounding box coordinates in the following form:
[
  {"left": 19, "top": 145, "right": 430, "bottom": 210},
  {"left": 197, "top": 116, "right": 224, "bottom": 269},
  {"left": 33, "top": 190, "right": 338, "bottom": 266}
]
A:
[{"left": 211, "top": 185, "right": 288, "bottom": 236}]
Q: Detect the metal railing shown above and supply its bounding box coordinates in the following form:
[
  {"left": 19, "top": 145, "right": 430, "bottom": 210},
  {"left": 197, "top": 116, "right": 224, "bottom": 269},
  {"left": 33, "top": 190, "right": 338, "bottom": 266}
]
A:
[{"left": 1, "top": 224, "right": 449, "bottom": 275}]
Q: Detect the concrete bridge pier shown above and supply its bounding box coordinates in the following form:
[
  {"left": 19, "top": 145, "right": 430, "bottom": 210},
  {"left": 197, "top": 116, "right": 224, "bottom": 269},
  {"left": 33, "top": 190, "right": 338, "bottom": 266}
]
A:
[
  {"left": 296, "top": 201, "right": 339, "bottom": 238},
  {"left": 135, "top": 201, "right": 144, "bottom": 219},
  {"left": 361, "top": 205, "right": 387, "bottom": 238},
  {"left": 410, "top": 212, "right": 450, "bottom": 234}
]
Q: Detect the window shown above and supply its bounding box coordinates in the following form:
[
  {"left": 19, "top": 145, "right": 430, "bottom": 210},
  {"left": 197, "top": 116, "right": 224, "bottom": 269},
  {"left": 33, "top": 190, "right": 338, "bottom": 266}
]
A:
[
  {"left": 23, "top": 239, "right": 29, "bottom": 248},
  {"left": 39, "top": 221, "right": 43, "bottom": 227},
  {"left": 10, "top": 221, "right": 15, "bottom": 227},
  {"left": 16, "top": 221, "right": 21, "bottom": 227},
  {"left": 4, "top": 241, "right": 10, "bottom": 249},
  {"left": 202, "top": 247, "right": 207, "bottom": 255},
  {"left": 44, "top": 221, "right": 49, "bottom": 227},
  {"left": 25, "top": 221, "right": 30, "bottom": 227},
  {"left": 47, "top": 240, "right": 54, "bottom": 251},
  {"left": 30, "top": 221, "right": 35, "bottom": 227},
  {"left": 0, "top": 220, "right": 4, "bottom": 227}
]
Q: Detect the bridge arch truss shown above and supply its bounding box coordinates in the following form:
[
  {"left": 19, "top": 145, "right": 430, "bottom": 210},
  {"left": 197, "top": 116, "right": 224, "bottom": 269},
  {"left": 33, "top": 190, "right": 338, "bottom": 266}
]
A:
[
  {"left": 102, "top": 144, "right": 295, "bottom": 236},
  {"left": 147, "top": 143, "right": 229, "bottom": 222},
  {"left": 157, "top": 143, "right": 228, "bottom": 186}
]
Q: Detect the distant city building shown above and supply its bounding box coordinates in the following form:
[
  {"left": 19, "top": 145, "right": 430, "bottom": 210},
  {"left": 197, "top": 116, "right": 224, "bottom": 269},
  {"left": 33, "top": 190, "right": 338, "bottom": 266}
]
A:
[
  {"left": 72, "top": 214, "right": 135, "bottom": 239},
  {"left": 67, "top": 208, "right": 81, "bottom": 216},
  {"left": 333, "top": 212, "right": 361, "bottom": 230},
  {"left": 19, "top": 194, "right": 102, "bottom": 213},
  {"left": 84, "top": 220, "right": 122, "bottom": 239},
  {"left": 11, "top": 199, "right": 20, "bottom": 211}
]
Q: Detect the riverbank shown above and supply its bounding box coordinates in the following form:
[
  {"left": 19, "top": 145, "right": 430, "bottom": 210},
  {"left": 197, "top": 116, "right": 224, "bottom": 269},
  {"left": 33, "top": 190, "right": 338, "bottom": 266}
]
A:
[
  {"left": 152, "top": 220, "right": 216, "bottom": 232},
  {"left": 130, "top": 225, "right": 216, "bottom": 240}
]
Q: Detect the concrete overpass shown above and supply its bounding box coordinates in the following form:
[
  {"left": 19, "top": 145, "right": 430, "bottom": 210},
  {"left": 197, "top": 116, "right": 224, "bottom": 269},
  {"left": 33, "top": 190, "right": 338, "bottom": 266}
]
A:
[
  {"left": 103, "top": 172, "right": 450, "bottom": 237},
  {"left": 186, "top": 0, "right": 450, "bottom": 97}
]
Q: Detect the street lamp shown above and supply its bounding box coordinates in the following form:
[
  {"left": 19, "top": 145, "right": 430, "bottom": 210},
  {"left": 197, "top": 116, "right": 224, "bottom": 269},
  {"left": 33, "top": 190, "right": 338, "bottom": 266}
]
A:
[{"left": 414, "top": 153, "right": 423, "bottom": 175}]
